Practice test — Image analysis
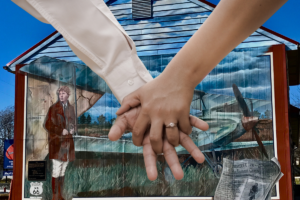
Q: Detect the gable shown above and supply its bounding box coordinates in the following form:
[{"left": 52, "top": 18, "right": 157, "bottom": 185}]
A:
[{"left": 6, "top": 0, "right": 298, "bottom": 71}]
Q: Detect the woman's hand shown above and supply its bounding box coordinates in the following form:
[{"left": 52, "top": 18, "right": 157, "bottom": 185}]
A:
[
  {"left": 116, "top": 74, "right": 198, "bottom": 154},
  {"left": 109, "top": 106, "right": 208, "bottom": 180}
]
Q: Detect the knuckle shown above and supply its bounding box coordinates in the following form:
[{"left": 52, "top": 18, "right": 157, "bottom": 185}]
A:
[
  {"left": 178, "top": 104, "right": 188, "bottom": 112},
  {"left": 155, "top": 148, "right": 163, "bottom": 154},
  {"left": 123, "top": 112, "right": 130, "bottom": 120},
  {"left": 185, "top": 126, "right": 193, "bottom": 135},
  {"left": 122, "top": 96, "right": 130, "bottom": 104},
  {"left": 119, "top": 114, "right": 126, "bottom": 121},
  {"left": 132, "top": 128, "right": 142, "bottom": 137},
  {"left": 142, "top": 105, "right": 151, "bottom": 113},
  {"left": 149, "top": 135, "right": 160, "bottom": 143},
  {"left": 168, "top": 136, "right": 176, "bottom": 143},
  {"left": 180, "top": 123, "right": 192, "bottom": 134},
  {"left": 174, "top": 106, "right": 182, "bottom": 113},
  {"left": 158, "top": 105, "right": 167, "bottom": 114},
  {"left": 168, "top": 136, "right": 179, "bottom": 146},
  {"left": 180, "top": 134, "right": 190, "bottom": 144},
  {"left": 163, "top": 147, "right": 174, "bottom": 156},
  {"left": 139, "top": 109, "right": 149, "bottom": 117},
  {"left": 133, "top": 139, "right": 142, "bottom": 146}
]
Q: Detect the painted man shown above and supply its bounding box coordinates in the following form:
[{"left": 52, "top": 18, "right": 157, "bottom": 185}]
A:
[{"left": 44, "top": 86, "right": 75, "bottom": 200}]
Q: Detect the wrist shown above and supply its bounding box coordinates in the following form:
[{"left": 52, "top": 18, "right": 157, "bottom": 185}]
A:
[
  {"left": 158, "top": 66, "right": 198, "bottom": 91},
  {"left": 154, "top": 73, "right": 195, "bottom": 100},
  {"left": 105, "top": 54, "right": 153, "bottom": 104}
]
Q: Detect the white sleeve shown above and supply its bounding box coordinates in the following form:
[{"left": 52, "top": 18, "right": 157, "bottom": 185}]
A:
[{"left": 12, "top": 0, "right": 153, "bottom": 103}]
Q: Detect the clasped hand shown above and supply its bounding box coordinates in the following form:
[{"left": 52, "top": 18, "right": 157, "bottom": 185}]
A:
[
  {"left": 117, "top": 75, "right": 199, "bottom": 153},
  {"left": 62, "top": 128, "right": 74, "bottom": 135},
  {"left": 109, "top": 75, "right": 209, "bottom": 180}
]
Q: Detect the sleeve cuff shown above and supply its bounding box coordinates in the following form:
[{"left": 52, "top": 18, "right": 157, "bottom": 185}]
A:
[{"left": 104, "top": 53, "right": 153, "bottom": 104}]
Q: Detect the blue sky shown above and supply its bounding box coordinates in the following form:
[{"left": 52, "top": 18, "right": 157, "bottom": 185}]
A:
[{"left": 0, "top": 0, "right": 300, "bottom": 110}]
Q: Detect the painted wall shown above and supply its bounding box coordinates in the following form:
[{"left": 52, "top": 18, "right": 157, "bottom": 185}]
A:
[
  {"left": 22, "top": 47, "right": 277, "bottom": 198},
  {"left": 19, "top": 0, "right": 294, "bottom": 198}
]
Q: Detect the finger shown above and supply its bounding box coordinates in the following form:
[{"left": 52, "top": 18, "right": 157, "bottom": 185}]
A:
[
  {"left": 165, "top": 121, "right": 180, "bottom": 147},
  {"left": 108, "top": 115, "right": 127, "bottom": 141},
  {"left": 189, "top": 115, "right": 209, "bottom": 131},
  {"left": 116, "top": 92, "right": 141, "bottom": 115},
  {"left": 163, "top": 138, "right": 184, "bottom": 180},
  {"left": 178, "top": 115, "right": 193, "bottom": 135},
  {"left": 179, "top": 132, "right": 205, "bottom": 163},
  {"left": 143, "top": 133, "right": 158, "bottom": 181},
  {"left": 149, "top": 121, "right": 164, "bottom": 154},
  {"left": 132, "top": 113, "right": 150, "bottom": 146}
]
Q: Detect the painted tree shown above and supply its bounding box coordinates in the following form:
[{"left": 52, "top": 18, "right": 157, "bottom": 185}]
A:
[
  {"left": 0, "top": 106, "right": 14, "bottom": 139},
  {"left": 261, "top": 110, "right": 272, "bottom": 119},
  {"left": 79, "top": 114, "right": 86, "bottom": 124},
  {"left": 110, "top": 117, "right": 116, "bottom": 125},
  {"left": 253, "top": 110, "right": 261, "bottom": 118},
  {"left": 0, "top": 106, "right": 14, "bottom": 167},
  {"left": 86, "top": 114, "right": 92, "bottom": 124},
  {"left": 98, "top": 114, "right": 106, "bottom": 125},
  {"left": 264, "top": 110, "right": 271, "bottom": 119}
]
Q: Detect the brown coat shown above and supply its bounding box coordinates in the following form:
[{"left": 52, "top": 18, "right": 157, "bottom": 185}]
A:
[{"left": 44, "top": 101, "right": 75, "bottom": 161}]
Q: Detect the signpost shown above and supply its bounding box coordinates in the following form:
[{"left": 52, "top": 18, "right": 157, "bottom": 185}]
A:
[
  {"left": 3, "top": 171, "right": 13, "bottom": 177},
  {"left": 4, "top": 139, "right": 14, "bottom": 170},
  {"left": 3, "top": 139, "right": 13, "bottom": 189}
]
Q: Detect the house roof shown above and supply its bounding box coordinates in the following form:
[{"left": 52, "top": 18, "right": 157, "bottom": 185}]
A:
[
  {"left": 5, "top": 0, "right": 299, "bottom": 71},
  {"left": 5, "top": 31, "right": 61, "bottom": 72},
  {"left": 188, "top": 0, "right": 299, "bottom": 46}
]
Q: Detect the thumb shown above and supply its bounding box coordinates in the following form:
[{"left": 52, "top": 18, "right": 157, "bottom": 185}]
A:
[
  {"left": 116, "top": 91, "right": 141, "bottom": 115},
  {"left": 108, "top": 115, "right": 127, "bottom": 141}
]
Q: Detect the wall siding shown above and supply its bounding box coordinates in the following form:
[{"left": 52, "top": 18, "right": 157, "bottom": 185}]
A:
[{"left": 21, "top": 0, "right": 295, "bottom": 65}]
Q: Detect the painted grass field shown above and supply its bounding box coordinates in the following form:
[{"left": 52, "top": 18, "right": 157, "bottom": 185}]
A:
[
  {"left": 24, "top": 156, "right": 219, "bottom": 199},
  {"left": 24, "top": 145, "right": 275, "bottom": 199}
]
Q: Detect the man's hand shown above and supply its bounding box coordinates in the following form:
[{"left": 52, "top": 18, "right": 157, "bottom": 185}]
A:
[
  {"left": 116, "top": 75, "right": 196, "bottom": 154},
  {"left": 70, "top": 128, "right": 75, "bottom": 135},
  {"left": 109, "top": 106, "right": 209, "bottom": 181},
  {"left": 62, "top": 129, "right": 69, "bottom": 135}
]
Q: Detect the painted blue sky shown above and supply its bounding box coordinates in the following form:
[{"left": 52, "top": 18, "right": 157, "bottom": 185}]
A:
[
  {"left": 1, "top": 0, "right": 300, "bottom": 110},
  {"left": 86, "top": 47, "right": 273, "bottom": 123},
  {"left": 142, "top": 47, "right": 272, "bottom": 100}
]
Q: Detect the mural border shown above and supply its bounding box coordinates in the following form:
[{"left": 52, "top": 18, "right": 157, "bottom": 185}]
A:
[
  {"left": 12, "top": 44, "right": 292, "bottom": 200},
  {"left": 268, "top": 44, "right": 292, "bottom": 200},
  {"left": 12, "top": 64, "right": 26, "bottom": 200}
]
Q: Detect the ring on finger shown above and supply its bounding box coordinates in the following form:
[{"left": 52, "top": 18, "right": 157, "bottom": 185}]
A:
[{"left": 166, "top": 122, "right": 177, "bottom": 128}]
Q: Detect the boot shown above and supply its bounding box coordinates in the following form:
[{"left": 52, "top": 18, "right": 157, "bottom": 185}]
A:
[
  {"left": 58, "top": 176, "right": 65, "bottom": 200},
  {"left": 52, "top": 177, "right": 58, "bottom": 200}
]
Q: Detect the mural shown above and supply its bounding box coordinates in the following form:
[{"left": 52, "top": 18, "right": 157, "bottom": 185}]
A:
[
  {"left": 22, "top": 45, "right": 276, "bottom": 199},
  {"left": 44, "top": 86, "right": 76, "bottom": 200}
]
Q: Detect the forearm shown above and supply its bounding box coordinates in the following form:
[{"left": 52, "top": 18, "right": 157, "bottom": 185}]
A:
[
  {"left": 12, "top": 0, "right": 153, "bottom": 103},
  {"left": 160, "top": 0, "right": 287, "bottom": 88}
]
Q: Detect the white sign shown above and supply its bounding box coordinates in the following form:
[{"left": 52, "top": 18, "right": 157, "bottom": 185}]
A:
[{"left": 30, "top": 182, "right": 43, "bottom": 196}]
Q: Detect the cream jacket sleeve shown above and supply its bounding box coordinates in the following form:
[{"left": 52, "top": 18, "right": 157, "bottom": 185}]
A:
[{"left": 12, "top": 0, "right": 153, "bottom": 103}]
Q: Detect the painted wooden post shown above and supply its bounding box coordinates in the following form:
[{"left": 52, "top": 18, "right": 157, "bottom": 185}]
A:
[{"left": 11, "top": 64, "right": 26, "bottom": 200}]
